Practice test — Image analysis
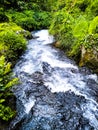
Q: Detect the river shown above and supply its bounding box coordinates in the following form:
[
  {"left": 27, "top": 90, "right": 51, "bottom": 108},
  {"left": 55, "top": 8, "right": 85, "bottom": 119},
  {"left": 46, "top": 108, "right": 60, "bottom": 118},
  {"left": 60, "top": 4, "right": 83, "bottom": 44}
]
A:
[{"left": 10, "top": 30, "right": 98, "bottom": 130}]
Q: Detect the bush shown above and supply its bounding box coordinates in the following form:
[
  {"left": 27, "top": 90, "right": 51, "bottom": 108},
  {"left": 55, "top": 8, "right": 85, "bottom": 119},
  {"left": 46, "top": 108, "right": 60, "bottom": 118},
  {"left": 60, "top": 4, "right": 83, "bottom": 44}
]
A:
[
  {"left": 6, "top": 10, "right": 51, "bottom": 31},
  {"left": 0, "top": 31, "right": 26, "bottom": 62},
  {"left": 49, "top": 0, "right": 98, "bottom": 63},
  {"left": 0, "top": 56, "right": 18, "bottom": 121},
  {"left": 0, "top": 23, "right": 27, "bottom": 63},
  {"left": 0, "top": 22, "right": 27, "bottom": 122}
]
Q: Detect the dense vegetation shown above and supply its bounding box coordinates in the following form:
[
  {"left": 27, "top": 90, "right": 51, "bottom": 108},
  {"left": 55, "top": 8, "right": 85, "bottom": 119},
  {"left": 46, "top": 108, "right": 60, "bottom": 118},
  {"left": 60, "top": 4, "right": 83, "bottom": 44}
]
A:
[
  {"left": 49, "top": 0, "right": 98, "bottom": 72},
  {"left": 0, "top": 0, "right": 98, "bottom": 125},
  {"left": 0, "top": 0, "right": 52, "bottom": 122}
]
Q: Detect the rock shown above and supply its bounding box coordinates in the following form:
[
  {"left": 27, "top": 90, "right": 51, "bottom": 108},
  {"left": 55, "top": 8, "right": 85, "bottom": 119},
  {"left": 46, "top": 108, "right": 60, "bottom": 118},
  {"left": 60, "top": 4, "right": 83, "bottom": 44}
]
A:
[
  {"left": 16, "top": 30, "right": 33, "bottom": 39},
  {"left": 54, "top": 41, "right": 61, "bottom": 48},
  {"left": 31, "top": 71, "right": 43, "bottom": 84},
  {"left": 79, "top": 45, "right": 98, "bottom": 73}
]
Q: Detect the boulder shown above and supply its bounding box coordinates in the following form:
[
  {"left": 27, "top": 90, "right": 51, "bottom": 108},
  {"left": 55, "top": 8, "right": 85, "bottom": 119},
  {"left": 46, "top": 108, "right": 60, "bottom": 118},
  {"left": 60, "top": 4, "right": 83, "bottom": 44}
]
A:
[{"left": 79, "top": 45, "right": 98, "bottom": 73}]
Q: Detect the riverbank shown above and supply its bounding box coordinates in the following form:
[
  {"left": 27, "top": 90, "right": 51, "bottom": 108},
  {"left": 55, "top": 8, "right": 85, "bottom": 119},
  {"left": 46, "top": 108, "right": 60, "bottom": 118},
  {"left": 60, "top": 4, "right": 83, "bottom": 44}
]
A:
[
  {"left": 0, "top": 0, "right": 52, "bottom": 126},
  {"left": 49, "top": 0, "right": 98, "bottom": 73}
]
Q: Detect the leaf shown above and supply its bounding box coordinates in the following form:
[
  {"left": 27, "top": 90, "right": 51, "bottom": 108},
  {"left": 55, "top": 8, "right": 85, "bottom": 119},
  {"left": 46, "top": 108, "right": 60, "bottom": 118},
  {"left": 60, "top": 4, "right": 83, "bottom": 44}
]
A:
[
  {"left": 5, "top": 78, "right": 19, "bottom": 89},
  {"left": 88, "top": 16, "right": 98, "bottom": 34},
  {"left": 73, "top": 16, "right": 88, "bottom": 38},
  {"left": 4, "top": 62, "right": 11, "bottom": 74},
  {"left": 0, "top": 99, "right": 5, "bottom": 103}
]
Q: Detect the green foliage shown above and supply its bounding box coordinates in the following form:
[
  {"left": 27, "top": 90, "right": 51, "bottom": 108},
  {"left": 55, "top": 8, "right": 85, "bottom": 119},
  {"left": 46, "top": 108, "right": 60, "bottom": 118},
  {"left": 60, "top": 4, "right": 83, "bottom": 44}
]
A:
[
  {"left": 87, "top": 0, "right": 98, "bottom": 16},
  {"left": 0, "top": 104, "right": 15, "bottom": 121},
  {"left": 16, "top": 1, "right": 40, "bottom": 11},
  {"left": 0, "top": 0, "right": 53, "bottom": 123},
  {"left": 49, "top": 0, "right": 98, "bottom": 62},
  {"left": 1, "top": 0, "right": 52, "bottom": 30},
  {"left": 0, "top": 56, "right": 18, "bottom": 121},
  {"left": 6, "top": 10, "right": 51, "bottom": 31},
  {"left": 49, "top": 10, "right": 75, "bottom": 51},
  {"left": 0, "top": 56, "right": 18, "bottom": 92},
  {"left": 88, "top": 16, "right": 98, "bottom": 34},
  {"left": 0, "top": 23, "right": 27, "bottom": 63},
  {"left": 73, "top": 16, "right": 88, "bottom": 38},
  {"left": 83, "top": 34, "right": 98, "bottom": 49},
  {"left": 1, "top": 31, "right": 26, "bottom": 61}
]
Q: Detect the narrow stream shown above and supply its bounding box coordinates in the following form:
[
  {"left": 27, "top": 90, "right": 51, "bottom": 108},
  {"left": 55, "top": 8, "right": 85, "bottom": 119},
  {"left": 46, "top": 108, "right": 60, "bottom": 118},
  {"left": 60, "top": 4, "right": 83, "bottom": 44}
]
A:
[{"left": 10, "top": 30, "right": 98, "bottom": 130}]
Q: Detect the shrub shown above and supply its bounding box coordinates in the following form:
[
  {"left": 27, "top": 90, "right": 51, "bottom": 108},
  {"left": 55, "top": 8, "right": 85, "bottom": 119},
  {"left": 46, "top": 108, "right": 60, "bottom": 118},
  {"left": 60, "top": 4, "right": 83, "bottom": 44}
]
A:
[
  {"left": 88, "top": 16, "right": 98, "bottom": 34},
  {"left": 0, "top": 56, "right": 18, "bottom": 121},
  {"left": 0, "top": 23, "right": 27, "bottom": 63},
  {"left": 6, "top": 10, "right": 51, "bottom": 31},
  {"left": 49, "top": 0, "right": 98, "bottom": 64},
  {"left": 0, "top": 31, "right": 26, "bottom": 62}
]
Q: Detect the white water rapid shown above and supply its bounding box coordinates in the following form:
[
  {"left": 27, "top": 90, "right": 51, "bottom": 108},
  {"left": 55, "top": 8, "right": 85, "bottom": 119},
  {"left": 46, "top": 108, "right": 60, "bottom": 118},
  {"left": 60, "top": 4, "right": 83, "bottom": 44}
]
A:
[{"left": 11, "top": 30, "right": 98, "bottom": 130}]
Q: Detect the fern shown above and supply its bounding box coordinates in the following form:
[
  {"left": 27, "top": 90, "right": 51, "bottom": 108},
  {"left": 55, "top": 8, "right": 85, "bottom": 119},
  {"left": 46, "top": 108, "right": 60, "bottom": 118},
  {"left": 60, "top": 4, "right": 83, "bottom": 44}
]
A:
[
  {"left": 73, "top": 16, "right": 88, "bottom": 38},
  {"left": 88, "top": 16, "right": 98, "bottom": 34},
  {"left": 0, "top": 56, "right": 18, "bottom": 121}
]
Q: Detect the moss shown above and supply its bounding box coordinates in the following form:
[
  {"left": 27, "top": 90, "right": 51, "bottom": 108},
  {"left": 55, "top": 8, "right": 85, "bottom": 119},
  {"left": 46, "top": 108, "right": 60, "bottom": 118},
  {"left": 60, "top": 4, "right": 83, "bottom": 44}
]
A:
[
  {"left": 0, "top": 22, "right": 31, "bottom": 38},
  {"left": 79, "top": 45, "right": 98, "bottom": 73},
  {"left": 0, "top": 22, "right": 22, "bottom": 33},
  {"left": 0, "top": 22, "right": 27, "bottom": 64},
  {"left": 54, "top": 41, "right": 61, "bottom": 48}
]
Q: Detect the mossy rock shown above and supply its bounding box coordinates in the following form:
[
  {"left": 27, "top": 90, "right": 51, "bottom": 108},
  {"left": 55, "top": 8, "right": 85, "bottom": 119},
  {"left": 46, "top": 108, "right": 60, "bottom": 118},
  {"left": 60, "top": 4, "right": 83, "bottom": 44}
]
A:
[
  {"left": 0, "top": 22, "right": 32, "bottom": 39},
  {"left": 79, "top": 45, "right": 98, "bottom": 73},
  {"left": 54, "top": 41, "right": 61, "bottom": 48},
  {"left": 0, "top": 22, "right": 27, "bottom": 64}
]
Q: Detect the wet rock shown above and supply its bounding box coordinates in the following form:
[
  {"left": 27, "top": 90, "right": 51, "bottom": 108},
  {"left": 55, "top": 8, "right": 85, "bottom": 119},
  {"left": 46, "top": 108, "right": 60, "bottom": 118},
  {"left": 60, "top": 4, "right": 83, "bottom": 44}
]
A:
[
  {"left": 42, "top": 62, "right": 53, "bottom": 75},
  {"left": 79, "top": 66, "right": 92, "bottom": 75},
  {"left": 31, "top": 71, "right": 43, "bottom": 84},
  {"left": 11, "top": 90, "right": 94, "bottom": 130}
]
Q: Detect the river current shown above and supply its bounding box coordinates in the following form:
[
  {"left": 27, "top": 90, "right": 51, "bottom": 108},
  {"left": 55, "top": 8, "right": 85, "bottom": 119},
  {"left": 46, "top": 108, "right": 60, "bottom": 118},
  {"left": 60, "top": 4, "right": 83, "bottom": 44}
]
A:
[{"left": 10, "top": 30, "right": 98, "bottom": 130}]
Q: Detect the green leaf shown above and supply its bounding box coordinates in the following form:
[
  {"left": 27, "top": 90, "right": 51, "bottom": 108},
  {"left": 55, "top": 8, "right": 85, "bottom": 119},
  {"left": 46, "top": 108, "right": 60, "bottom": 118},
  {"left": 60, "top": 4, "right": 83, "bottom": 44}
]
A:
[
  {"left": 4, "top": 62, "right": 11, "bottom": 74},
  {"left": 5, "top": 78, "right": 19, "bottom": 89},
  {"left": 89, "top": 16, "right": 98, "bottom": 34},
  {"left": 0, "top": 99, "right": 5, "bottom": 103},
  {"left": 73, "top": 16, "right": 88, "bottom": 38}
]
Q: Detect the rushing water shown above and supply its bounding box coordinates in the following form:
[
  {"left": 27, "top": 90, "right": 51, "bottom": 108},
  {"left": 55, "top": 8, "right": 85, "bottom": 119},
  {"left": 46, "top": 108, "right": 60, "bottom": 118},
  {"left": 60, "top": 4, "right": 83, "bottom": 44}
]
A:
[{"left": 10, "top": 30, "right": 98, "bottom": 130}]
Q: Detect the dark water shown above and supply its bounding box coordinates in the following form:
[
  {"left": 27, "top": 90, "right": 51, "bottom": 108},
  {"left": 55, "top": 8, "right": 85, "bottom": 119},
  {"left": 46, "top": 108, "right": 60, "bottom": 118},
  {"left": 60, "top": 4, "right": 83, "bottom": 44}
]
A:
[{"left": 10, "top": 30, "right": 98, "bottom": 130}]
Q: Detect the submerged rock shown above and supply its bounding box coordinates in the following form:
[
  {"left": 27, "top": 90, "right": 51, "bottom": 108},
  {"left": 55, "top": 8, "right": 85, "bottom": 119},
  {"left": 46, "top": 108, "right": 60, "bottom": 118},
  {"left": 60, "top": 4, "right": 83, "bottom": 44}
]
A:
[{"left": 10, "top": 91, "right": 94, "bottom": 130}]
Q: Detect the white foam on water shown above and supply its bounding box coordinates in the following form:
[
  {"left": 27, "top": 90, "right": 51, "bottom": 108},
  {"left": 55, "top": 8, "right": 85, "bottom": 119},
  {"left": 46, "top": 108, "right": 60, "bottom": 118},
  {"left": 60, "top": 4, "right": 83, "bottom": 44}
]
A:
[
  {"left": 13, "top": 30, "right": 98, "bottom": 129},
  {"left": 24, "top": 98, "right": 35, "bottom": 114},
  {"left": 35, "top": 30, "right": 54, "bottom": 45},
  {"left": 22, "top": 62, "right": 35, "bottom": 74},
  {"left": 22, "top": 61, "right": 42, "bottom": 75},
  {"left": 86, "top": 74, "right": 98, "bottom": 82},
  {"left": 41, "top": 52, "right": 78, "bottom": 69},
  {"left": 81, "top": 101, "right": 98, "bottom": 130}
]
